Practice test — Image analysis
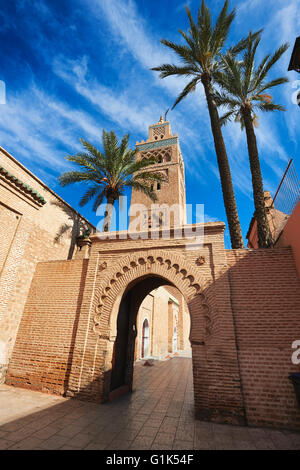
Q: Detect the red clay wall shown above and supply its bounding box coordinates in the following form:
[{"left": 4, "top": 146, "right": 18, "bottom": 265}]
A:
[
  {"left": 227, "top": 248, "right": 300, "bottom": 430},
  {"left": 5, "top": 243, "right": 300, "bottom": 431},
  {"left": 5, "top": 259, "right": 88, "bottom": 395},
  {"left": 276, "top": 201, "right": 300, "bottom": 279}
]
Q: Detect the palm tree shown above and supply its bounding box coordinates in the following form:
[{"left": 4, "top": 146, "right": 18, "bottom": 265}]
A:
[
  {"left": 152, "top": 0, "right": 249, "bottom": 249},
  {"left": 59, "top": 130, "right": 165, "bottom": 232},
  {"left": 214, "top": 33, "right": 289, "bottom": 248}
]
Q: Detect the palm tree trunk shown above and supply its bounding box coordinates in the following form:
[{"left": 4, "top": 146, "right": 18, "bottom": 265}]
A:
[
  {"left": 241, "top": 106, "right": 273, "bottom": 248},
  {"left": 103, "top": 195, "right": 116, "bottom": 232},
  {"left": 201, "top": 74, "right": 244, "bottom": 249}
]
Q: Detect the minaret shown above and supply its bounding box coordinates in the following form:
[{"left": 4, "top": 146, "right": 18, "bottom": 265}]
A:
[{"left": 129, "top": 117, "right": 186, "bottom": 230}]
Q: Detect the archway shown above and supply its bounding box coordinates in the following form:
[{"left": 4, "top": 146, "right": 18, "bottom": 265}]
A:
[
  {"left": 64, "top": 248, "right": 245, "bottom": 424},
  {"left": 108, "top": 274, "right": 192, "bottom": 399},
  {"left": 90, "top": 251, "right": 214, "bottom": 404}
]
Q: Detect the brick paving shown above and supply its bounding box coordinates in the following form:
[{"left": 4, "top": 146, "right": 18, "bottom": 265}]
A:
[{"left": 0, "top": 357, "right": 299, "bottom": 450}]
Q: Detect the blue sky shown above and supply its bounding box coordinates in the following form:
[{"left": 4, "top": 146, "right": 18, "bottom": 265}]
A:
[{"left": 0, "top": 0, "right": 299, "bottom": 247}]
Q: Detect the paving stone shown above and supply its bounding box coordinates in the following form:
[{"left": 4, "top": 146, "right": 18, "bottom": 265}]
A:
[
  {"left": 106, "top": 439, "right": 132, "bottom": 450},
  {"left": 4, "top": 426, "right": 35, "bottom": 442},
  {"left": 116, "top": 427, "right": 140, "bottom": 441},
  {"left": 253, "top": 438, "right": 278, "bottom": 450},
  {"left": 8, "top": 436, "right": 44, "bottom": 450},
  {"left": 57, "top": 424, "right": 86, "bottom": 438},
  {"left": 38, "top": 435, "right": 69, "bottom": 450},
  {"left": 0, "top": 359, "right": 299, "bottom": 451},
  {"left": 0, "top": 439, "right": 14, "bottom": 450},
  {"left": 151, "top": 443, "right": 173, "bottom": 450},
  {"left": 175, "top": 427, "right": 194, "bottom": 442},
  {"left": 130, "top": 436, "right": 155, "bottom": 449},
  {"left": 194, "top": 441, "right": 215, "bottom": 450},
  {"left": 82, "top": 422, "right": 105, "bottom": 436},
  {"left": 65, "top": 432, "right": 93, "bottom": 448},
  {"left": 92, "top": 431, "right": 118, "bottom": 444},
  {"left": 60, "top": 446, "right": 81, "bottom": 450},
  {"left": 153, "top": 432, "right": 175, "bottom": 446},
  {"left": 84, "top": 442, "right": 108, "bottom": 450},
  {"left": 231, "top": 440, "right": 258, "bottom": 450},
  {"left": 138, "top": 426, "right": 159, "bottom": 438},
  {"left": 31, "top": 425, "right": 60, "bottom": 440},
  {"left": 173, "top": 440, "right": 194, "bottom": 450}
]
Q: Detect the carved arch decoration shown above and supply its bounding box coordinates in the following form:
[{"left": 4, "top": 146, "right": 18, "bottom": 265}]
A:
[
  {"left": 140, "top": 147, "right": 172, "bottom": 163},
  {"left": 92, "top": 250, "right": 214, "bottom": 341}
]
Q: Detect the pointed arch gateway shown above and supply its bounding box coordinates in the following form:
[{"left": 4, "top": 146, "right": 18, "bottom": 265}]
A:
[
  {"left": 65, "top": 243, "right": 245, "bottom": 425},
  {"left": 90, "top": 250, "right": 214, "bottom": 402}
]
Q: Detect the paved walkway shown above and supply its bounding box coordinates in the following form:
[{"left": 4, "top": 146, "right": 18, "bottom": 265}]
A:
[{"left": 0, "top": 357, "right": 299, "bottom": 450}]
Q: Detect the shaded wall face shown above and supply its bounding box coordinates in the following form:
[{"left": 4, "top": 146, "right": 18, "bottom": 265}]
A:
[
  {"left": 227, "top": 248, "right": 300, "bottom": 429},
  {"left": 0, "top": 149, "right": 93, "bottom": 382},
  {"left": 5, "top": 259, "right": 88, "bottom": 395},
  {"left": 275, "top": 200, "right": 300, "bottom": 278}
]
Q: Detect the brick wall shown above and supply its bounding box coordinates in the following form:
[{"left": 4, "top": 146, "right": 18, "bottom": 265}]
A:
[
  {"left": 227, "top": 248, "right": 300, "bottom": 430},
  {"left": 0, "top": 146, "right": 94, "bottom": 382},
  {"left": 275, "top": 201, "right": 300, "bottom": 278},
  {"left": 4, "top": 222, "right": 300, "bottom": 431},
  {"left": 5, "top": 259, "right": 88, "bottom": 395}
]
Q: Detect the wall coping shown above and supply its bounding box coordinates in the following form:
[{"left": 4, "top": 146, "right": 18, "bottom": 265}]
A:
[{"left": 89, "top": 221, "right": 226, "bottom": 244}]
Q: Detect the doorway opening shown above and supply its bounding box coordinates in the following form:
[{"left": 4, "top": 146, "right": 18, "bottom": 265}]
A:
[{"left": 109, "top": 275, "right": 191, "bottom": 398}]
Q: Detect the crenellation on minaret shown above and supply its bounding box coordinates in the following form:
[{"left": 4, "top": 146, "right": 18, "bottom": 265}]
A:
[{"left": 136, "top": 119, "right": 174, "bottom": 146}]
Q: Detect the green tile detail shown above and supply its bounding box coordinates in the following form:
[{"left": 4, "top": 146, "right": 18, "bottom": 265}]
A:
[
  {"left": 0, "top": 165, "right": 46, "bottom": 205},
  {"left": 136, "top": 137, "right": 178, "bottom": 151},
  {"left": 150, "top": 121, "right": 170, "bottom": 129}
]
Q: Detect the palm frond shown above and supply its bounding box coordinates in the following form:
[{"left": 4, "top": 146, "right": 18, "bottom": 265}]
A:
[
  {"left": 185, "top": 5, "right": 200, "bottom": 45},
  {"left": 92, "top": 191, "right": 105, "bottom": 212},
  {"left": 178, "top": 29, "right": 196, "bottom": 54},
  {"left": 254, "top": 102, "right": 286, "bottom": 112},
  {"left": 213, "top": 89, "right": 240, "bottom": 108},
  {"left": 172, "top": 77, "right": 200, "bottom": 109},
  {"left": 219, "top": 110, "right": 236, "bottom": 126},
  {"left": 127, "top": 180, "right": 158, "bottom": 202},
  {"left": 118, "top": 133, "right": 130, "bottom": 160},
  {"left": 134, "top": 171, "right": 167, "bottom": 183},
  {"left": 228, "top": 29, "right": 263, "bottom": 55},
  {"left": 58, "top": 171, "right": 97, "bottom": 187},
  {"left": 211, "top": 0, "right": 235, "bottom": 56},
  {"left": 151, "top": 63, "right": 199, "bottom": 78},
  {"left": 59, "top": 126, "right": 166, "bottom": 214},
  {"left": 243, "top": 34, "right": 260, "bottom": 96},
  {"left": 255, "top": 76, "right": 289, "bottom": 95},
  {"left": 79, "top": 185, "right": 101, "bottom": 207},
  {"left": 258, "top": 43, "right": 289, "bottom": 83},
  {"left": 159, "top": 39, "right": 194, "bottom": 65}
]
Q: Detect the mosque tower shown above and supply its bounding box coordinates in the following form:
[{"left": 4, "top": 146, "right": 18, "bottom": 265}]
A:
[{"left": 129, "top": 116, "right": 187, "bottom": 230}]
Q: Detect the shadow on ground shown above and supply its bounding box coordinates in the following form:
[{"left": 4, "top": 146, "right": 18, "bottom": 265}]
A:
[{"left": 0, "top": 358, "right": 299, "bottom": 450}]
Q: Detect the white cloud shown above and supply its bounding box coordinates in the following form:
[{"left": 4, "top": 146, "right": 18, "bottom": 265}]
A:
[
  {"left": 85, "top": 0, "right": 205, "bottom": 104},
  {"left": 52, "top": 54, "right": 213, "bottom": 182},
  {"left": 0, "top": 83, "right": 105, "bottom": 182}
]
